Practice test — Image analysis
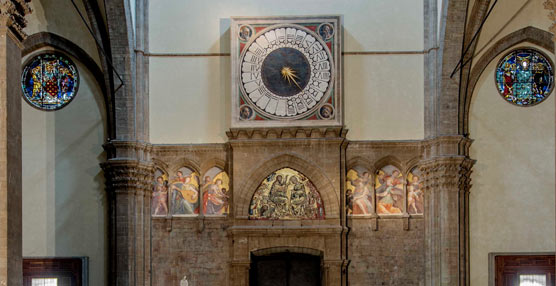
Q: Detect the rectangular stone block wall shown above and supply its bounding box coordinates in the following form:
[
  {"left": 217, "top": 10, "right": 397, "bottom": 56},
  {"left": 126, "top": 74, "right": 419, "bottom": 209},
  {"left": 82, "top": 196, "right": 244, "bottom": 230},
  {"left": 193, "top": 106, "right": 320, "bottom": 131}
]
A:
[
  {"left": 152, "top": 218, "right": 230, "bottom": 286},
  {"left": 348, "top": 219, "right": 425, "bottom": 286}
]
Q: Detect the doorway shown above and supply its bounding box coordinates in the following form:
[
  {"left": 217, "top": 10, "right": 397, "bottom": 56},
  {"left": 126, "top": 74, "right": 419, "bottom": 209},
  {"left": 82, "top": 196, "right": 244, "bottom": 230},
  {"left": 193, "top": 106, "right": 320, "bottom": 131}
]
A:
[{"left": 249, "top": 252, "right": 322, "bottom": 286}]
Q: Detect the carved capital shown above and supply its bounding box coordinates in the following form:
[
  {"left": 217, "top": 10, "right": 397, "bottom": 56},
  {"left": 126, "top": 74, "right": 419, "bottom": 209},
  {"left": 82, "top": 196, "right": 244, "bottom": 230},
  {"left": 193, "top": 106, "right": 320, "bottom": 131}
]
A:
[
  {"left": 419, "top": 156, "right": 475, "bottom": 193},
  {"left": 0, "top": 0, "right": 31, "bottom": 41},
  {"left": 101, "top": 159, "right": 154, "bottom": 196},
  {"left": 544, "top": 0, "right": 556, "bottom": 41}
]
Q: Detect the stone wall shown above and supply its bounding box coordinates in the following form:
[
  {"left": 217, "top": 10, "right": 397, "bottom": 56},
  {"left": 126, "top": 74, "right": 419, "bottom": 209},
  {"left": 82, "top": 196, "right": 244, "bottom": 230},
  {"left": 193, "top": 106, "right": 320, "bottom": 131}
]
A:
[
  {"left": 348, "top": 219, "right": 425, "bottom": 286},
  {"left": 152, "top": 218, "right": 230, "bottom": 286},
  {"left": 149, "top": 138, "right": 428, "bottom": 285}
]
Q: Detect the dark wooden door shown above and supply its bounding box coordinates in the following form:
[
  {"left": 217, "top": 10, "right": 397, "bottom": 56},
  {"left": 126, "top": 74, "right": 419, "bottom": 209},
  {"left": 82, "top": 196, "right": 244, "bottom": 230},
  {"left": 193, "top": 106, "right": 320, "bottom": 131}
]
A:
[
  {"left": 250, "top": 253, "right": 321, "bottom": 286},
  {"left": 495, "top": 254, "right": 555, "bottom": 286}
]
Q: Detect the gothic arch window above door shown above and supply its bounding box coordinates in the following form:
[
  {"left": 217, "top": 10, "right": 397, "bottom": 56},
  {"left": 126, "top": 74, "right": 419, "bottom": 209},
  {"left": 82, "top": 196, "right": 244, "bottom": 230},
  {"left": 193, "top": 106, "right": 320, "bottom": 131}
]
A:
[
  {"left": 21, "top": 52, "right": 80, "bottom": 111},
  {"left": 248, "top": 167, "right": 325, "bottom": 220},
  {"left": 495, "top": 48, "right": 553, "bottom": 106}
]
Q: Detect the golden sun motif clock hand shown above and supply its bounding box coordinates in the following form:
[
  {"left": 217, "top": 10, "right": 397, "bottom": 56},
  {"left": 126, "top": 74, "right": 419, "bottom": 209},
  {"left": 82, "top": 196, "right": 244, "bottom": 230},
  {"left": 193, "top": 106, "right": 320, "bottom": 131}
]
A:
[{"left": 280, "top": 66, "right": 303, "bottom": 91}]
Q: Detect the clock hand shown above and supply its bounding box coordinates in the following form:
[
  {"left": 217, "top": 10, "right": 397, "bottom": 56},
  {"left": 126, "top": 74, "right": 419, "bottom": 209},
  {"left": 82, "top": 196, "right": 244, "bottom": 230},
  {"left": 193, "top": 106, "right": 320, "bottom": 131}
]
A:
[{"left": 281, "top": 67, "right": 303, "bottom": 91}]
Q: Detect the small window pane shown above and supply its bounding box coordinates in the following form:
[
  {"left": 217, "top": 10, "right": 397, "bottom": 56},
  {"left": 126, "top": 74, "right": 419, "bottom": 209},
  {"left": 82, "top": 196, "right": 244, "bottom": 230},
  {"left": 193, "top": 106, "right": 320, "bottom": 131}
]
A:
[
  {"left": 520, "top": 274, "right": 546, "bottom": 286},
  {"left": 31, "top": 278, "right": 58, "bottom": 286}
]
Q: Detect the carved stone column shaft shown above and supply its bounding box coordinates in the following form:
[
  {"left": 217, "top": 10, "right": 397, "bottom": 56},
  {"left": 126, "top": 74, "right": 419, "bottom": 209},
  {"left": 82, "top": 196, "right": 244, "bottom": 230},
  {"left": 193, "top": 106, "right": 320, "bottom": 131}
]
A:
[
  {"left": 102, "top": 141, "right": 153, "bottom": 286},
  {"left": 421, "top": 156, "right": 474, "bottom": 286}
]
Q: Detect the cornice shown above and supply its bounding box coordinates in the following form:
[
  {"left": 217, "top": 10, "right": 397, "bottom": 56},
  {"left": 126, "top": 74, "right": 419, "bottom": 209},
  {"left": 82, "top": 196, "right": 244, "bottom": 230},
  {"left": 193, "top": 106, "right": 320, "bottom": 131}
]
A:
[{"left": 226, "top": 126, "right": 347, "bottom": 140}]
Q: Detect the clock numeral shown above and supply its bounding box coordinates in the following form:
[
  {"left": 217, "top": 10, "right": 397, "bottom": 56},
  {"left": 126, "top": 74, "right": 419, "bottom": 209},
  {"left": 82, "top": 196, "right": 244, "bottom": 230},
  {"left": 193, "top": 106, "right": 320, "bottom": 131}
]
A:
[
  {"left": 244, "top": 80, "right": 262, "bottom": 93},
  {"left": 286, "top": 28, "right": 296, "bottom": 43},
  {"left": 242, "top": 62, "right": 259, "bottom": 73},
  {"left": 295, "top": 30, "right": 307, "bottom": 45},
  {"left": 302, "top": 35, "right": 316, "bottom": 50},
  {"left": 242, "top": 72, "right": 260, "bottom": 84},
  {"left": 256, "top": 94, "right": 271, "bottom": 109},
  {"left": 308, "top": 88, "right": 324, "bottom": 102},
  {"left": 311, "top": 81, "right": 328, "bottom": 93},
  {"left": 276, "top": 28, "right": 286, "bottom": 43},
  {"left": 287, "top": 101, "right": 297, "bottom": 116},
  {"left": 248, "top": 42, "right": 266, "bottom": 58},
  {"left": 314, "top": 71, "right": 331, "bottom": 81},
  {"left": 244, "top": 51, "right": 263, "bottom": 65},
  {"left": 248, "top": 89, "right": 263, "bottom": 102},
  {"left": 256, "top": 36, "right": 270, "bottom": 50},
  {"left": 309, "top": 42, "right": 323, "bottom": 55},
  {"left": 264, "top": 30, "right": 277, "bottom": 46},
  {"left": 302, "top": 92, "right": 316, "bottom": 108},
  {"left": 295, "top": 97, "right": 307, "bottom": 113},
  {"left": 312, "top": 50, "right": 327, "bottom": 62},
  {"left": 265, "top": 98, "right": 278, "bottom": 114},
  {"left": 314, "top": 61, "right": 330, "bottom": 71},
  {"left": 276, "top": 99, "right": 287, "bottom": 116}
]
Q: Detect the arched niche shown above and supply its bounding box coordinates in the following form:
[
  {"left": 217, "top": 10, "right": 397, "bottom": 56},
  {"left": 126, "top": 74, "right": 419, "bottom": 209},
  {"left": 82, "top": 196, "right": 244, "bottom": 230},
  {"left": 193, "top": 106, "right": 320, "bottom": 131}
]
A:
[
  {"left": 375, "top": 164, "right": 405, "bottom": 215},
  {"left": 152, "top": 168, "right": 169, "bottom": 216},
  {"left": 235, "top": 154, "right": 339, "bottom": 218},
  {"left": 406, "top": 166, "right": 424, "bottom": 215},
  {"left": 248, "top": 167, "right": 325, "bottom": 220},
  {"left": 346, "top": 166, "right": 374, "bottom": 216},
  {"left": 201, "top": 166, "right": 230, "bottom": 216},
  {"left": 168, "top": 166, "right": 200, "bottom": 216}
]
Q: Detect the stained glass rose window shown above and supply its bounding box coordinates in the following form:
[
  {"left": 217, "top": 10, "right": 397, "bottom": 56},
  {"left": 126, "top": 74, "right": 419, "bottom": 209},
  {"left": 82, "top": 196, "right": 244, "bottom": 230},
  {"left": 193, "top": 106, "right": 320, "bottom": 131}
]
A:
[
  {"left": 495, "top": 48, "right": 553, "bottom": 106},
  {"left": 21, "top": 53, "right": 79, "bottom": 110}
]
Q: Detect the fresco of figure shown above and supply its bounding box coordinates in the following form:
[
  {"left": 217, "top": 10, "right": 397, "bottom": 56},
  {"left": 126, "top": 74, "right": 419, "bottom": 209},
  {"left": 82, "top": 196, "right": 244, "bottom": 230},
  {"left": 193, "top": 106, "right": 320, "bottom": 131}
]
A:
[
  {"left": 346, "top": 167, "right": 373, "bottom": 215},
  {"left": 376, "top": 165, "right": 404, "bottom": 215},
  {"left": 152, "top": 170, "right": 169, "bottom": 216},
  {"left": 407, "top": 168, "right": 424, "bottom": 215},
  {"left": 202, "top": 167, "right": 230, "bottom": 215},
  {"left": 170, "top": 168, "right": 199, "bottom": 215}
]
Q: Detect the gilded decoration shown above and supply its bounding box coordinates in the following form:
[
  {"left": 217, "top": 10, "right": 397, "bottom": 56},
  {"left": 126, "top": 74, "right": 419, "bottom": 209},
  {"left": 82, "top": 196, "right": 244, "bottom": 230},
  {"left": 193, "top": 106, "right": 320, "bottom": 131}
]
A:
[{"left": 249, "top": 168, "right": 325, "bottom": 220}]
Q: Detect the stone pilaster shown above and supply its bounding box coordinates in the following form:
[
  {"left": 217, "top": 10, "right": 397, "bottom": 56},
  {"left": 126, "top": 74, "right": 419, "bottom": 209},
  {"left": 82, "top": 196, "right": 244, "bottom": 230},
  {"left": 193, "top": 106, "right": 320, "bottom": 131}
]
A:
[
  {"left": 102, "top": 141, "right": 153, "bottom": 286},
  {"left": 0, "top": 1, "right": 30, "bottom": 285},
  {"left": 421, "top": 136, "right": 474, "bottom": 286}
]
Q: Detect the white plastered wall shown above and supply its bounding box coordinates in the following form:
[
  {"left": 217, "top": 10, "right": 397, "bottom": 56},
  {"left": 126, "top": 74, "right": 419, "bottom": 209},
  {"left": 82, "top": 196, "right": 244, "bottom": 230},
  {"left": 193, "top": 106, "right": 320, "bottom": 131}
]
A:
[
  {"left": 22, "top": 0, "right": 107, "bottom": 285},
  {"left": 148, "top": 0, "right": 425, "bottom": 143},
  {"left": 468, "top": 44, "right": 555, "bottom": 286}
]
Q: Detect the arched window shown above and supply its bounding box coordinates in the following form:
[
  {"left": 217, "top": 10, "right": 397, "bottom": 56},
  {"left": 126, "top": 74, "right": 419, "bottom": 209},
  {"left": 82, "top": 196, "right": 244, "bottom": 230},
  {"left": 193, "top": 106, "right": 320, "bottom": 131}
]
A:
[
  {"left": 249, "top": 167, "right": 325, "bottom": 220},
  {"left": 21, "top": 52, "right": 79, "bottom": 110},
  {"left": 495, "top": 48, "right": 553, "bottom": 106}
]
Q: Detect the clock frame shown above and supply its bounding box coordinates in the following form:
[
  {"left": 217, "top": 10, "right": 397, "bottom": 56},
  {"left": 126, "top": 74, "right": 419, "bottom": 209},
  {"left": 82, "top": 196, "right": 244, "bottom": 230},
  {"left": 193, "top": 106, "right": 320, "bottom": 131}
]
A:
[{"left": 231, "top": 16, "right": 342, "bottom": 128}]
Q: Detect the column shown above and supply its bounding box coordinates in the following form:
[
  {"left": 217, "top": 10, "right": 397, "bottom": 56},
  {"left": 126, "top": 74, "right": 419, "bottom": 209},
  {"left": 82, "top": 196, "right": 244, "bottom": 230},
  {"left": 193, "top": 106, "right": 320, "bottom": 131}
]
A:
[
  {"left": 421, "top": 136, "right": 474, "bottom": 286},
  {"left": 0, "top": 1, "right": 31, "bottom": 285},
  {"left": 102, "top": 141, "right": 153, "bottom": 286}
]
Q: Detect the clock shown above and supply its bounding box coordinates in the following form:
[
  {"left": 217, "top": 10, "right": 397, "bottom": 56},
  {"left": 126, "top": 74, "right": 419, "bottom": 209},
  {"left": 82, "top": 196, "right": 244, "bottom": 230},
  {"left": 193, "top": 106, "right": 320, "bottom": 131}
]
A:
[{"left": 231, "top": 16, "right": 342, "bottom": 128}]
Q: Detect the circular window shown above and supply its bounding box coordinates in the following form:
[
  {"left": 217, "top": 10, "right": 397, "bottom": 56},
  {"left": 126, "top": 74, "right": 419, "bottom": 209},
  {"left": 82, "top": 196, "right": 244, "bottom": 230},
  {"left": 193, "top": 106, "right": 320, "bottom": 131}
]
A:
[
  {"left": 495, "top": 48, "right": 553, "bottom": 106},
  {"left": 21, "top": 53, "right": 79, "bottom": 111}
]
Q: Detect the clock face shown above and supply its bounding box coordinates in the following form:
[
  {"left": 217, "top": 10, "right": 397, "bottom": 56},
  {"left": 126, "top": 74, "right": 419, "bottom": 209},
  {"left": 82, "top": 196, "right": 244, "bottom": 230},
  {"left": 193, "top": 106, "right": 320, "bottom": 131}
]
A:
[{"left": 239, "top": 24, "right": 334, "bottom": 120}]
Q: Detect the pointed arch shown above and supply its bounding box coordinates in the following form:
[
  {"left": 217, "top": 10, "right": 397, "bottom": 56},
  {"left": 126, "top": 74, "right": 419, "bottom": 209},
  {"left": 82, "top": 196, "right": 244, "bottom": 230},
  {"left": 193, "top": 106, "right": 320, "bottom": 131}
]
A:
[{"left": 235, "top": 153, "right": 339, "bottom": 218}]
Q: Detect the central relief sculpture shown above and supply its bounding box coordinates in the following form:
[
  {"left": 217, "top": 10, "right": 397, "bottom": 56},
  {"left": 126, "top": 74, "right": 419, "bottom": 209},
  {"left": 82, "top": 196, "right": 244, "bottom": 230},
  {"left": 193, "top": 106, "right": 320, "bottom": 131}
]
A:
[{"left": 249, "top": 168, "right": 325, "bottom": 220}]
